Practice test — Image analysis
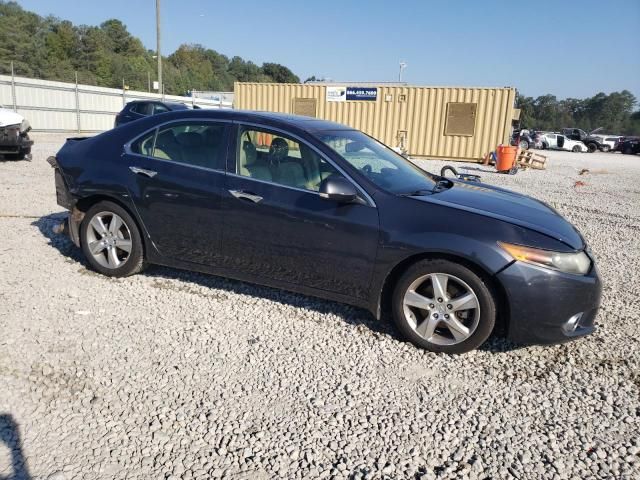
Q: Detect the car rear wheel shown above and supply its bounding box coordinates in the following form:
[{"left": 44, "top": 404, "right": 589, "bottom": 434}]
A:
[
  {"left": 623, "top": 146, "right": 633, "bottom": 155},
  {"left": 586, "top": 143, "right": 597, "bottom": 153},
  {"left": 80, "top": 201, "right": 146, "bottom": 277},
  {"left": 572, "top": 145, "right": 582, "bottom": 153},
  {"left": 392, "top": 259, "right": 496, "bottom": 354},
  {"left": 518, "top": 139, "right": 529, "bottom": 150}
]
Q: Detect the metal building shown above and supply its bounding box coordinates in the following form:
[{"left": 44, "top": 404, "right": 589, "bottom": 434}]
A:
[{"left": 234, "top": 82, "right": 518, "bottom": 162}]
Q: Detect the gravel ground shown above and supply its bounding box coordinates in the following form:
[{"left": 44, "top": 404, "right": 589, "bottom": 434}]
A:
[{"left": 1, "top": 133, "right": 639, "bottom": 480}]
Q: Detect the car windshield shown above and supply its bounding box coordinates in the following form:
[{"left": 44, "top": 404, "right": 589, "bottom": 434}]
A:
[{"left": 317, "top": 130, "right": 437, "bottom": 194}]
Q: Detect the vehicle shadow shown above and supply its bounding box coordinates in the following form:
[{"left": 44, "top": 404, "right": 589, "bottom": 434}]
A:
[
  {"left": 31, "top": 213, "right": 397, "bottom": 339},
  {"left": 0, "top": 414, "right": 32, "bottom": 480},
  {"left": 33, "top": 212, "right": 522, "bottom": 353},
  {"left": 0, "top": 154, "right": 29, "bottom": 163}
]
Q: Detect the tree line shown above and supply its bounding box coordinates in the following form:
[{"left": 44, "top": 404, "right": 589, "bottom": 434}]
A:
[
  {"left": 1, "top": 0, "right": 638, "bottom": 135},
  {"left": 0, "top": 1, "right": 299, "bottom": 95},
  {"left": 516, "top": 91, "right": 640, "bottom": 135}
]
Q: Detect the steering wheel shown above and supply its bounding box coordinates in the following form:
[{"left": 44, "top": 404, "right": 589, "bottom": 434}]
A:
[{"left": 361, "top": 164, "right": 373, "bottom": 175}]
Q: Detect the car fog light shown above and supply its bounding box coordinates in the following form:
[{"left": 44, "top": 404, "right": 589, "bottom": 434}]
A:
[{"left": 563, "top": 313, "right": 583, "bottom": 333}]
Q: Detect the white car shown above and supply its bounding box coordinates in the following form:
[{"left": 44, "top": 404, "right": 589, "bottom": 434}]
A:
[
  {"left": 542, "top": 133, "right": 588, "bottom": 153},
  {"left": 591, "top": 134, "right": 621, "bottom": 152},
  {"left": 0, "top": 106, "right": 33, "bottom": 160}
]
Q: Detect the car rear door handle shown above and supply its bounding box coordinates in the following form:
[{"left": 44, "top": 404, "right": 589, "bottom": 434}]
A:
[
  {"left": 229, "top": 189, "right": 262, "bottom": 203},
  {"left": 129, "top": 166, "right": 157, "bottom": 178}
]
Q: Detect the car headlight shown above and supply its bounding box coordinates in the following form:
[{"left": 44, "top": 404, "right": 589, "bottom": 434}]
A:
[
  {"left": 20, "top": 119, "right": 30, "bottom": 133},
  {"left": 498, "top": 242, "right": 591, "bottom": 275}
]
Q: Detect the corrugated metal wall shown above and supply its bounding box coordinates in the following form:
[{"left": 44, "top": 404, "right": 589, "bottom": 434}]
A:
[
  {"left": 235, "top": 83, "right": 517, "bottom": 161},
  {"left": 0, "top": 74, "right": 227, "bottom": 132}
]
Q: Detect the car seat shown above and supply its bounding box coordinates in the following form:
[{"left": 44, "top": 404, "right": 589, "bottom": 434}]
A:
[
  {"left": 269, "top": 137, "right": 307, "bottom": 189},
  {"left": 175, "top": 132, "right": 209, "bottom": 167},
  {"left": 240, "top": 141, "right": 272, "bottom": 181},
  {"left": 154, "top": 128, "right": 181, "bottom": 161}
]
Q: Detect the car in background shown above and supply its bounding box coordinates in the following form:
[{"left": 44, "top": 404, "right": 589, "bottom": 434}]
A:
[
  {"left": 114, "top": 100, "right": 193, "bottom": 127},
  {"left": 617, "top": 137, "right": 640, "bottom": 155},
  {"left": 48, "top": 109, "right": 601, "bottom": 354},
  {"left": 542, "top": 133, "right": 588, "bottom": 152},
  {"left": 0, "top": 106, "right": 33, "bottom": 160},
  {"left": 511, "top": 129, "right": 534, "bottom": 149},
  {"left": 561, "top": 128, "right": 606, "bottom": 153},
  {"left": 511, "top": 129, "right": 548, "bottom": 150},
  {"left": 590, "top": 134, "right": 621, "bottom": 152}
]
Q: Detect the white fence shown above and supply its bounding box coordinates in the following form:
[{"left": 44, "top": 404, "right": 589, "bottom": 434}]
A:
[{"left": 0, "top": 74, "right": 232, "bottom": 133}]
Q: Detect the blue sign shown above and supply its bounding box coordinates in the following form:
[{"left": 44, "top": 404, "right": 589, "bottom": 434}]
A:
[{"left": 346, "top": 87, "right": 377, "bottom": 101}]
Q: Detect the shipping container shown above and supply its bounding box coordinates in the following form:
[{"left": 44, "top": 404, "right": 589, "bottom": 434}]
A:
[{"left": 234, "top": 82, "right": 518, "bottom": 162}]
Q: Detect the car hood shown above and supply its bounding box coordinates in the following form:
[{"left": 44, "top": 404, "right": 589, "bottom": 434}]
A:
[
  {"left": 0, "top": 109, "right": 24, "bottom": 128},
  {"left": 416, "top": 181, "right": 584, "bottom": 249}
]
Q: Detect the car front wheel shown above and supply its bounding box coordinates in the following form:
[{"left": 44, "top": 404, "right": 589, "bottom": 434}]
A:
[
  {"left": 572, "top": 145, "right": 582, "bottom": 152},
  {"left": 80, "top": 201, "right": 146, "bottom": 277},
  {"left": 392, "top": 259, "right": 496, "bottom": 354}
]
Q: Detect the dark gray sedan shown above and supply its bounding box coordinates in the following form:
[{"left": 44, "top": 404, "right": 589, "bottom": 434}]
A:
[{"left": 49, "top": 110, "right": 602, "bottom": 353}]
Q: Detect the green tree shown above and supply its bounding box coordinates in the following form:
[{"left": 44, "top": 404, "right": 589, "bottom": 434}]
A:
[
  {"left": 0, "top": 1, "right": 301, "bottom": 94},
  {"left": 261, "top": 62, "right": 299, "bottom": 83}
]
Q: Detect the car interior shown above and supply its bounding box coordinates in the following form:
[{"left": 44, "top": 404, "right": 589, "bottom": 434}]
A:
[
  {"left": 237, "top": 129, "right": 339, "bottom": 192},
  {"left": 136, "top": 123, "right": 225, "bottom": 168}
]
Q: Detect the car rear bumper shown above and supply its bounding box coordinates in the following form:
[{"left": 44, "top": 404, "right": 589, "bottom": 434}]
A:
[
  {"left": 496, "top": 260, "right": 602, "bottom": 345},
  {"left": 0, "top": 127, "right": 33, "bottom": 153}
]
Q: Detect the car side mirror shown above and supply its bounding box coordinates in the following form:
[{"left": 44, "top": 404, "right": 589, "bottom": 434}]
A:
[{"left": 319, "top": 176, "right": 358, "bottom": 203}]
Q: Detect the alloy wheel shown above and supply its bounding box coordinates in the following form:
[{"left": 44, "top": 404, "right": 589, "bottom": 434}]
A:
[
  {"left": 85, "top": 211, "right": 133, "bottom": 269},
  {"left": 402, "top": 273, "right": 481, "bottom": 346}
]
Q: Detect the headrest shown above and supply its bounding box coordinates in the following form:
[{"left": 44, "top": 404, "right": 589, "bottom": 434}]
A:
[
  {"left": 176, "top": 132, "right": 204, "bottom": 147},
  {"left": 269, "top": 137, "right": 289, "bottom": 161},
  {"left": 242, "top": 141, "right": 257, "bottom": 166},
  {"left": 156, "top": 129, "right": 177, "bottom": 145}
]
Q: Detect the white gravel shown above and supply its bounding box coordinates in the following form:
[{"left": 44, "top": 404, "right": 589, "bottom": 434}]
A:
[{"left": 1, "top": 133, "right": 639, "bottom": 479}]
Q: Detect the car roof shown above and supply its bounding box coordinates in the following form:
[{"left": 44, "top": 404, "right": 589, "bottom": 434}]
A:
[
  {"left": 135, "top": 109, "right": 354, "bottom": 133},
  {"left": 243, "top": 111, "right": 353, "bottom": 132},
  {"left": 127, "top": 100, "right": 188, "bottom": 109}
]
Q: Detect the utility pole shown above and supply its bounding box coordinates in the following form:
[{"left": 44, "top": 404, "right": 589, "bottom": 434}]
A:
[
  {"left": 398, "top": 61, "right": 407, "bottom": 83},
  {"left": 156, "top": 0, "right": 162, "bottom": 98},
  {"left": 10, "top": 61, "right": 17, "bottom": 111}
]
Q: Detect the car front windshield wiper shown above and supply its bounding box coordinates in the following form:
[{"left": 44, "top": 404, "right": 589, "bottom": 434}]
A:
[{"left": 397, "top": 188, "right": 433, "bottom": 197}]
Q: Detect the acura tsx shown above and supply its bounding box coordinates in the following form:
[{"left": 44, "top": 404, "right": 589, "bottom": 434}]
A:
[{"left": 48, "top": 110, "right": 602, "bottom": 353}]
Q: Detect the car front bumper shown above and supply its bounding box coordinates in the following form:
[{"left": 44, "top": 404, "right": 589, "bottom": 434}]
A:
[
  {"left": 496, "top": 260, "right": 602, "bottom": 345},
  {"left": 0, "top": 126, "right": 33, "bottom": 154}
]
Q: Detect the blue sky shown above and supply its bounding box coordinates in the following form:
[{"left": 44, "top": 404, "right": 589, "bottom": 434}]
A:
[{"left": 18, "top": 0, "right": 640, "bottom": 100}]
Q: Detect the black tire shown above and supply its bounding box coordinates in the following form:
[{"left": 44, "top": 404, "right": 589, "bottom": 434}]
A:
[
  {"left": 80, "top": 200, "right": 146, "bottom": 277},
  {"left": 541, "top": 142, "right": 548, "bottom": 150},
  {"left": 586, "top": 143, "right": 597, "bottom": 153},
  {"left": 572, "top": 145, "right": 582, "bottom": 153},
  {"left": 623, "top": 146, "right": 633, "bottom": 155},
  {"left": 391, "top": 259, "right": 496, "bottom": 354},
  {"left": 518, "top": 139, "right": 529, "bottom": 150}
]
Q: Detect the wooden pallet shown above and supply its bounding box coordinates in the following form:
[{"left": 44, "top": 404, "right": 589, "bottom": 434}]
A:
[{"left": 516, "top": 148, "right": 548, "bottom": 170}]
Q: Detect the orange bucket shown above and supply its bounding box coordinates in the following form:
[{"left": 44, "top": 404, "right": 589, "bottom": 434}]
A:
[{"left": 496, "top": 145, "right": 517, "bottom": 172}]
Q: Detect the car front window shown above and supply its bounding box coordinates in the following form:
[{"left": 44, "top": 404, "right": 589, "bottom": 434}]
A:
[{"left": 317, "top": 130, "right": 436, "bottom": 194}]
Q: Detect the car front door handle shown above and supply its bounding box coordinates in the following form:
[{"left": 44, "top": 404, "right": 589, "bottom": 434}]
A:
[
  {"left": 229, "top": 189, "right": 263, "bottom": 203},
  {"left": 129, "top": 166, "right": 157, "bottom": 178}
]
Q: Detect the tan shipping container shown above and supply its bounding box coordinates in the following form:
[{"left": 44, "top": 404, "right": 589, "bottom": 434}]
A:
[{"left": 234, "top": 82, "right": 518, "bottom": 162}]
